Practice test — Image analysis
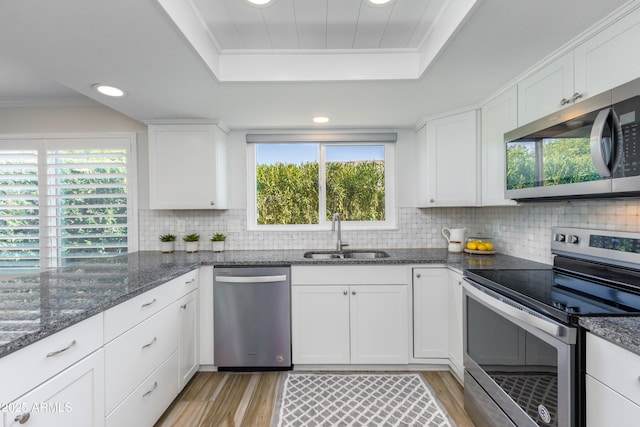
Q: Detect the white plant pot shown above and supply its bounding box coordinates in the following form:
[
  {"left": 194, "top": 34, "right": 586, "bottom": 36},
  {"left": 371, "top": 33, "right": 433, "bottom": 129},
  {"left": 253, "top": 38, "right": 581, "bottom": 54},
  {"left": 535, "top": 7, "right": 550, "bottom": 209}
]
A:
[
  {"left": 212, "top": 241, "right": 225, "bottom": 252},
  {"left": 185, "top": 241, "right": 199, "bottom": 253},
  {"left": 160, "top": 241, "right": 175, "bottom": 253}
]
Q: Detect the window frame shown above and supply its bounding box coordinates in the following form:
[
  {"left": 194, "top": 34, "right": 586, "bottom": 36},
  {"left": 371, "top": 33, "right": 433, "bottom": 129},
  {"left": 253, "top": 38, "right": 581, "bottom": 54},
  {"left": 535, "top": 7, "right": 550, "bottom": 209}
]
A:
[
  {"left": 247, "top": 140, "right": 396, "bottom": 231},
  {"left": 0, "top": 133, "right": 138, "bottom": 274}
]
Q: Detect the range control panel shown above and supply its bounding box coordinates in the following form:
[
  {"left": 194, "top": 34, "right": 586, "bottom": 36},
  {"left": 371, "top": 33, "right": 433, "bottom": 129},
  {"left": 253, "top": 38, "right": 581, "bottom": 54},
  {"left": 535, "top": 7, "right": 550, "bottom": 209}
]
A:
[{"left": 552, "top": 227, "right": 640, "bottom": 268}]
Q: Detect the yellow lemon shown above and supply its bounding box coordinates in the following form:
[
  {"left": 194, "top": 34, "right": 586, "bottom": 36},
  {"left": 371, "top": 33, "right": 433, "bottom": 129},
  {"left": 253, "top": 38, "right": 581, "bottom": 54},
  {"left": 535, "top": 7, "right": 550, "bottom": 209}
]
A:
[
  {"left": 484, "top": 242, "right": 494, "bottom": 250},
  {"left": 466, "top": 241, "right": 478, "bottom": 250},
  {"left": 477, "top": 243, "right": 488, "bottom": 251}
]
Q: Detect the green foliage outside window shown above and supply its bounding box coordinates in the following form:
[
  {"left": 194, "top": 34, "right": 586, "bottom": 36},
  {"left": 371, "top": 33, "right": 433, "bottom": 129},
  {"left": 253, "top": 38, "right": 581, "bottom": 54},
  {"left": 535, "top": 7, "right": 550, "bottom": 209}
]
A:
[{"left": 256, "top": 160, "right": 385, "bottom": 225}]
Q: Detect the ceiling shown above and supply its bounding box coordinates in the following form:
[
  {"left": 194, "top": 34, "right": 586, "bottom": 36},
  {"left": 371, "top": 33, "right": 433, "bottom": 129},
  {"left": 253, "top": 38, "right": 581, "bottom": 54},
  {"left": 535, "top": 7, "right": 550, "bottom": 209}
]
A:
[{"left": 0, "top": 0, "right": 632, "bottom": 129}]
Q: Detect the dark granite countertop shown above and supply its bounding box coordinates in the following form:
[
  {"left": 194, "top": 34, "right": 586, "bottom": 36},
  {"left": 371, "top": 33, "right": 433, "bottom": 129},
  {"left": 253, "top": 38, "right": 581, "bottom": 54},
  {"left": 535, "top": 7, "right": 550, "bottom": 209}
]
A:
[
  {"left": 579, "top": 317, "right": 640, "bottom": 355},
  {"left": 0, "top": 248, "right": 548, "bottom": 359}
]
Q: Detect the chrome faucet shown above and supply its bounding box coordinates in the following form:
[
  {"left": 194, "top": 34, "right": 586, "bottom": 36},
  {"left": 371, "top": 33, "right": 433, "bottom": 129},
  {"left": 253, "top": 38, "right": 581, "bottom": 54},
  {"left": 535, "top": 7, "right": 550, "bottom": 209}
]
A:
[{"left": 331, "top": 212, "right": 347, "bottom": 251}]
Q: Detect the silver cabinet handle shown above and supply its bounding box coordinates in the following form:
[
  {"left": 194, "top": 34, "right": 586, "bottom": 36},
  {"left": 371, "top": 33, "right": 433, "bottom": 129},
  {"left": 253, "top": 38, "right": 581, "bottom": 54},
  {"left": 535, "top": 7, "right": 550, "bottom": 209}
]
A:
[
  {"left": 429, "top": 198, "right": 435, "bottom": 203},
  {"left": 352, "top": 291, "right": 356, "bottom": 295},
  {"left": 142, "top": 337, "right": 157, "bottom": 349},
  {"left": 560, "top": 98, "right": 571, "bottom": 105},
  {"left": 181, "top": 304, "right": 187, "bottom": 309},
  {"left": 141, "top": 298, "right": 157, "bottom": 308},
  {"left": 14, "top": 413, "right": 30, "bottom": 424},
  {"left": 46, "top": 340, "right": 76, "bottom": 357},
  {"left": 572, "top": 92, "right": 583, "bottom": 101},
  {"left": 142, "top": 381, "right": 158, "bottom": 397},
  {"left": 185, "top": 278, "right": 195, "bottom": 285},
  {"left": 343, "top": 290, "right": 348, "bottom": 295},
  {"left": 416, "top": 273, "right": 421, "bottom": 278},
  {"left": 210, "top": 201, "right": 215, "bottom": 206}
]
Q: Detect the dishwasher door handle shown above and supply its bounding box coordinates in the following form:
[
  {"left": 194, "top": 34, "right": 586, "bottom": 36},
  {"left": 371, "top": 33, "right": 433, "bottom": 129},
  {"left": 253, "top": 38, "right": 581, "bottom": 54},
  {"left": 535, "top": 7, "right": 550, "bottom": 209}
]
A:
[{"left": 216, "top": 275, "right": 287, "bottom": 283}]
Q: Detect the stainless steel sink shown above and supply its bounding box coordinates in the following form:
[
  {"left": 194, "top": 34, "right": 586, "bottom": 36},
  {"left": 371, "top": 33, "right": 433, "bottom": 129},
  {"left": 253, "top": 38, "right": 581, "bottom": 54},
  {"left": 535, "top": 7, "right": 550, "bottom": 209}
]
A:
[{"left": 303, "top": 250, "right": 390, "bottom": 260}]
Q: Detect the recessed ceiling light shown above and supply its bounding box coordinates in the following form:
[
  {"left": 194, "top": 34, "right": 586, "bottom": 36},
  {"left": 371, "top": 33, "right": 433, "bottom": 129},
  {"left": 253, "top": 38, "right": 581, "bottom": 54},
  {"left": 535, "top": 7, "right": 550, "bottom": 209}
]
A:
[
  {"left": 313, "top": 116, "right": 330, "bottom": 124},
  {"left": 245, "top": 0, "right": 274, "bottom": 6},
  {"left": 367, "top": 0, "right": 393, "bottom": 5},
  {"left": 93, "top": 84, "right": 125, "bottom": 97}
]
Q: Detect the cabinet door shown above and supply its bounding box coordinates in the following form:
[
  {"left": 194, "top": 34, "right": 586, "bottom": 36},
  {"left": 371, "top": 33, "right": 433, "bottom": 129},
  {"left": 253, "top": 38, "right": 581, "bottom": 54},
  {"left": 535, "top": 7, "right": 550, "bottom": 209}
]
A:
[
  {"left": 179, "top": 290, "right": 199, "bottom": 389},
  {"left": 413, "top": 268, "right": 448, "bottom": 359},
  {"left": 148, "top": 123, "right": 227, "bottom": 209},
  {"left": 419, "top": 110, "right": 478, "bottom": 207},
  {"left": 447, "top": 270, "right": 464, "bottom": 381},
  {"left": 350, "top": 285, "right": 408, "bottom": 364},
  {"left": 3, "top": 350, "right": 104, "bottom": 427},
  {"left": 517, "top": 53, "right": 575, "bottom": 125},
  {"left": 481, "top": 86, "right": 518, "bottom": 206},
  {"left": 574, "top": 6, "right": 640, "bottom": 101},
  {"left": 291, "top": 285, "right": 350, "bottom": 364}
]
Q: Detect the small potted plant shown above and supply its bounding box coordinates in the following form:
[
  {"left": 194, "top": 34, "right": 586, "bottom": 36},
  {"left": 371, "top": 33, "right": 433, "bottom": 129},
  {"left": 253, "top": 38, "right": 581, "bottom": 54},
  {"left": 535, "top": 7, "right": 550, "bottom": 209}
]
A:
[
  {"left": 211, "top": 233, "right": 226, "bottom": 252},
  {"left": 159, "top": 233, "right": 177, "bottom": 253},
  {"left": 183, "top": 233, "right": 200, "bottom": 253}
]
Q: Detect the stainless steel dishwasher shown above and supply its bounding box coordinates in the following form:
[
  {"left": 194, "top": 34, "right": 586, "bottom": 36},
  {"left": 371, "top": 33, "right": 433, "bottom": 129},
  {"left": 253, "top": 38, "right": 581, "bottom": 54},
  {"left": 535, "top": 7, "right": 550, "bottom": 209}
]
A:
[{"left": 214, "top": 266, "right": 291, "bottom": 370}]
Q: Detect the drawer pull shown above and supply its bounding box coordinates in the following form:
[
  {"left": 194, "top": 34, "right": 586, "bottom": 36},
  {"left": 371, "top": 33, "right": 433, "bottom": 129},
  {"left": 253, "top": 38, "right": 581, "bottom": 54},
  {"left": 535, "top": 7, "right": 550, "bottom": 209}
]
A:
[
  {"left": 185, "top": 278, "right": 195, "bottom": 285},
  {"left": 141, "top": 298, "right": 157, "bottom": 308},
  {"left": 181, "top": 304, "right": 187, "bottom": 309},
  {"left": 46, "top": 339, "right": 76, "bottom": 358},
  {"left": 142, "top": 337, "right": 158, "bottom": 349},
  {"left": 142, "top": 381, "right": 158, "bottom": 397},
  {"left": 14, "top": 413, "right": 30, "bottom": 424}
]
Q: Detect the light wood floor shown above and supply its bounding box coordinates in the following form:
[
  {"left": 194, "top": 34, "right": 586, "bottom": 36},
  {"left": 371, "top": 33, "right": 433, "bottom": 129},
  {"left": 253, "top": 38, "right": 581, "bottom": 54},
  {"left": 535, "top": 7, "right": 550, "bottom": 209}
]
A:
[{"left": 155, "top": 370, "right": 475, "bottom": 427}]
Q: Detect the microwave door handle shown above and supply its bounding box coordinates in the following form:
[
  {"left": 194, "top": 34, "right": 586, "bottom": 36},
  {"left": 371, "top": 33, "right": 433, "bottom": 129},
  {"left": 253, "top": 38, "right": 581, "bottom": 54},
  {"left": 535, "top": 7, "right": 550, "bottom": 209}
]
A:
[{"left": 590, "top": 108, "right": 613, "bottom": 177}]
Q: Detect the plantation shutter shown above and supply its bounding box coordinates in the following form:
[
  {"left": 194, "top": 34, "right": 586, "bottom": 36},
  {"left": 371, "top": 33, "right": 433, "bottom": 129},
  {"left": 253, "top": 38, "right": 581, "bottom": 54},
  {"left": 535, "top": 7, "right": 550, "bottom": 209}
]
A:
[
  {"left": 0, "top": 146, "right": 40, "bottom": 273},
  {"left": 0, "top": 135, "right": 135, "bottom": 274}
]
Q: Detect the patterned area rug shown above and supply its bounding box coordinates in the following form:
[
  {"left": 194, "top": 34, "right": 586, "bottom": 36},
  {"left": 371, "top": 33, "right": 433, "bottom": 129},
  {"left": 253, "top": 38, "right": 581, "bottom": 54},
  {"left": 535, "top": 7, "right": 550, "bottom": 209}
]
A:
[{"left": 272, "top": 372, "right": 457, "bottom": 427}]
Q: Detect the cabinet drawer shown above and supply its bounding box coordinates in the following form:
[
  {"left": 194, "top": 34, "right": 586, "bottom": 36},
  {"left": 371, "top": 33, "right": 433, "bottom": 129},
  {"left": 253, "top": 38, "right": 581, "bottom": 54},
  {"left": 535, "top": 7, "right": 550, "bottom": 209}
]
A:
[
  {"left": 3, "top": 350, "right": 105, "bottom": 427},
  {"left": 104, "top": 304, "right": 179, "bottom": 414},
  {"left": 106, "top": 351, "right": 179, "bottom": 427},
  {"left": 586, "top": 374, "right": 640, "bottom": 427},
  {"left": 104, "top": 276, "right": 183, "bottom": 343},
  {"left": 292, "top": 265, "right": 408, "bottom": 285},
  {"left": 586, "top": 333, "right": 640, "bottom": 406},
  {"left": 0, "top": 314, "right": 103, "bottom": 407}
]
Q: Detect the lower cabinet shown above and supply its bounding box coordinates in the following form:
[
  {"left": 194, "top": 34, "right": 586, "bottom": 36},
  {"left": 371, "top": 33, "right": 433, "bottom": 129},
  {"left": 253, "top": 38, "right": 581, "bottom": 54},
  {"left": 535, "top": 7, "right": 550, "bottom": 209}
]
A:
[
  {"left": 586, "top": 332, "right": 640, "bottom": 426},
  {"left": 413, "top": 267, "right": 449, "bottom": 360},
  {"left": 179, "top": 290, "right": 199, "bottom": 388},
  {"left": 3, "top": 350, "right": 105, "bottom": 427},
  {"left": 291, "top": 265, "right": 409, "bottom": 365},
  {"left": 447, "top": 269, "right": 464, "bottom": 381}
]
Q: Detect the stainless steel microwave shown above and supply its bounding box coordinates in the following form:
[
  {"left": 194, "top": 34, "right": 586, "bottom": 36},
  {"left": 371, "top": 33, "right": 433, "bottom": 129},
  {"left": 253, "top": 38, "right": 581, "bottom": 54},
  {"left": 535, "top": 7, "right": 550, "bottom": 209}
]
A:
[{"left": 505, "top": 77, "right": 640, "bottom": 200}]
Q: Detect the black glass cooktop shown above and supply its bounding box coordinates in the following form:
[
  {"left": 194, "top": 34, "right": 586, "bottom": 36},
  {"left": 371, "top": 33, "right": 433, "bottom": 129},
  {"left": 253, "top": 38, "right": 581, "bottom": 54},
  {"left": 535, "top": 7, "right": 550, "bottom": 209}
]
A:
[{"left": 465, "top": 266, "right": 640, "bottom": 324}]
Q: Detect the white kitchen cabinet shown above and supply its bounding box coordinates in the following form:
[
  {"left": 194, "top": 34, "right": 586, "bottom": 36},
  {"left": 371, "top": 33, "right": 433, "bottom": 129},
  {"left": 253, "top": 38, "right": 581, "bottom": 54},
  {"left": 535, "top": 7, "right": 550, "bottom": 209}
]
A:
[
  {"left": 480, "top": 86, "right": 518, "bottom": 206},
  {"left": 291, "top": 285, "right": 351, "bottom": 364},
  {"left": 148, "top": 120, "right": 228, "bottom": 209},
  {"left": 517, "top": 53, "right": 575, "bottom": 126},
  {"left": 413, "top": 267, "right": 448, "bottom": 360},
  {"left": 417, "top": 110, "right": 478, "bottom": 207},
  {"left": 291, "top": 265, "right": 409, "bottom": 365},
  {"left": 586, "top": 332, "right": 640, "bottom": 426},
  {"left": 198, "top": 266, "right": 214, "bottom": 366},
  {"left": 3, "top": 350, "right": 105, "bottom": 427},
  {"left": 447, "top": 269, "right": 464, "bottom": 382},
  {"left": 178, "top": 289, "right": 199, "bottom": 388},
  {"left": 574, "top": 5, "right": 640, "bottom": 105}
]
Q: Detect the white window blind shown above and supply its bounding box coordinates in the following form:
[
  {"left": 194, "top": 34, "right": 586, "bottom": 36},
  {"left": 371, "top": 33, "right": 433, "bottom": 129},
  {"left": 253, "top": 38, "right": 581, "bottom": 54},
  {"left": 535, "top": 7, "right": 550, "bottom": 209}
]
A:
[{"left": 0, "top": 135, "right": 136, "bottom": 274}]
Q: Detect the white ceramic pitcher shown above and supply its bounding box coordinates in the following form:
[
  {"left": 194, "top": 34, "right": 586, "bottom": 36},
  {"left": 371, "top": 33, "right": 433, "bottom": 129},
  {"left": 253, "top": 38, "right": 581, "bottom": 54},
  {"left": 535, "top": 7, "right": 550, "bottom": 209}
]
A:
[{"left": 442, "top": 227, "right": 466, "bottom": 243}]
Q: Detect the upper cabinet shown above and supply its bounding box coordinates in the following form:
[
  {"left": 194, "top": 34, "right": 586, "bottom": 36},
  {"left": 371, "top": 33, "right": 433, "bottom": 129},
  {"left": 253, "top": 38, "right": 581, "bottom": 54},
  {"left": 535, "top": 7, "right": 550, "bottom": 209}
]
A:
[
  {"left": 417, "top": 110, "right": 478, "bottom": 207},
  {"left": 481, "top": 86, "right": 519, "bottom": 206},
  {"left": 148, "top": 121, "right": 228, "bottom": 209},
  {"left": 517, "top": 53, "right": 575, "bottom": 126},
  {"left": 518, "top": 4, "right": 640, "bottom": 126},
  {"left": 574, "top": 5, "right": 640, "bottom": 100}
]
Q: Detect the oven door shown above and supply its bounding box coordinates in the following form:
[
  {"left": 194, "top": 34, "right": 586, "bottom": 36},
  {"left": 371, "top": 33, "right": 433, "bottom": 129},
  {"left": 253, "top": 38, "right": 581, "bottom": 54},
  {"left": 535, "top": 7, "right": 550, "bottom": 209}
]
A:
[{"left": 463, "top": 280, "right": 577, "bottom": 427}]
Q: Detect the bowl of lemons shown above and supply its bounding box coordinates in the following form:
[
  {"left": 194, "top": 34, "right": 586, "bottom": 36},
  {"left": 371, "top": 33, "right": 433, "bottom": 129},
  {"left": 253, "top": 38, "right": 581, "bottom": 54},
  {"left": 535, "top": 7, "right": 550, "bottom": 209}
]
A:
[{"left": 464, "top": 238, "right": 496, "bottom": 255}]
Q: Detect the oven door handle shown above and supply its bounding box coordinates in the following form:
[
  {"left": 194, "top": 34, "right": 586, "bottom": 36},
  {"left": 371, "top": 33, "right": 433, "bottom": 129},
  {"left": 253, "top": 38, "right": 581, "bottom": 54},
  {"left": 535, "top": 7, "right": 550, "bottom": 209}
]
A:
[{"left": 464, "top": 281, "right": 564, "bottom": 338}]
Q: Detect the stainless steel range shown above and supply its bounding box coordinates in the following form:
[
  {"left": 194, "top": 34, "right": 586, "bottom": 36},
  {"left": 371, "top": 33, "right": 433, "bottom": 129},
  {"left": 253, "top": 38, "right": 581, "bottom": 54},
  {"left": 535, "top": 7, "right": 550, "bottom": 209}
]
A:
[{"left": 463, "top": 227, "right": 640, "bottom": 427}]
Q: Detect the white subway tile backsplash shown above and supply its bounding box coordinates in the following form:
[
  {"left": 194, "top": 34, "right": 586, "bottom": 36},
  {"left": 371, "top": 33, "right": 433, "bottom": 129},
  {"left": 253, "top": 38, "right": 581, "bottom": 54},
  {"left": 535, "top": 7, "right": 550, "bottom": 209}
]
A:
[{"left": 138, "top": 198, "right": 640, "bottom": 265}]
